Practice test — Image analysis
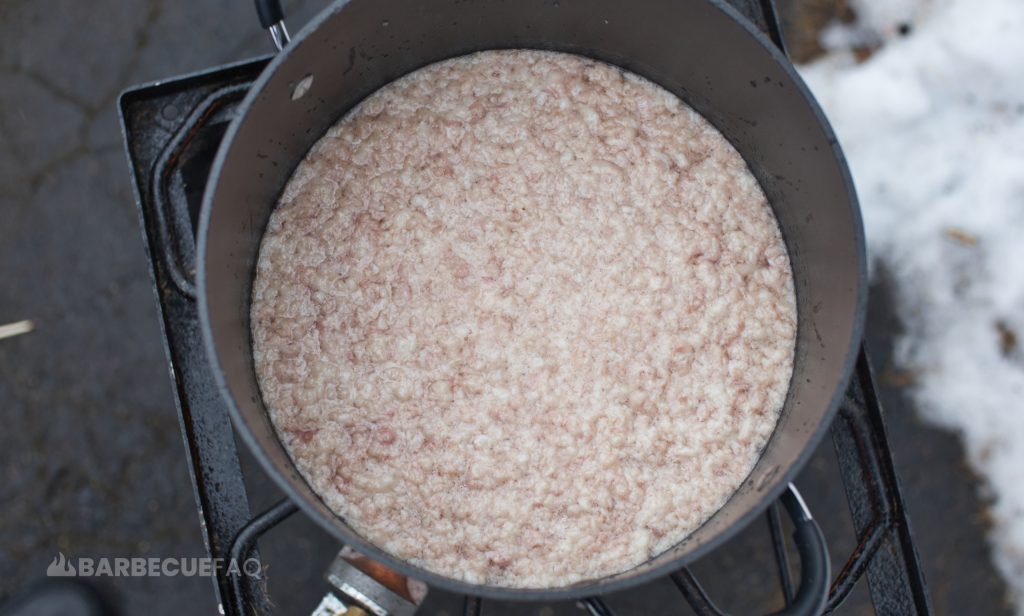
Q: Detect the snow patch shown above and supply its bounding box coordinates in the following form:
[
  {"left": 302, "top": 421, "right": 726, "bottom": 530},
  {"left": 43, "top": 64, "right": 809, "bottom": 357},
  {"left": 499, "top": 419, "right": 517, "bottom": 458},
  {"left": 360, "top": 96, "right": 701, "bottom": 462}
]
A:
[{"left": 800, "top": 0, "right": 1024, "bottom": 607}]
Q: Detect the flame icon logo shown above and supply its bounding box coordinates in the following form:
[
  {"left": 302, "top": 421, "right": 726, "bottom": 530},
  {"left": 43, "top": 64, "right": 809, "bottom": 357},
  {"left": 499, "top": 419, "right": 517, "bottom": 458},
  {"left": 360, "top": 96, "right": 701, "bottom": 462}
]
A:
[{"left": 46, "top": 552, "right": 76, "bottom": 577}]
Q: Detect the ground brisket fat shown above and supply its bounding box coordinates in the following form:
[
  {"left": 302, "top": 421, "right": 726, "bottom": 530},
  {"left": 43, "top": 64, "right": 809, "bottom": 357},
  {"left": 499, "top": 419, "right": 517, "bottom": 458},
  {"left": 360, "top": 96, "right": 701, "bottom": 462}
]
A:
[{"left": 252, "top": 50, "right": 797, "bottom": 588}]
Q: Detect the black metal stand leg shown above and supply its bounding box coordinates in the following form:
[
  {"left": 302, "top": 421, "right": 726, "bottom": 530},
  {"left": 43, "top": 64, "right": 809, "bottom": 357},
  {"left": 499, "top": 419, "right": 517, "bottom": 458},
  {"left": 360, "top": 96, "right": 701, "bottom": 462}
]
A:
[{"left": 767, "top": 501, "right": 796, "bottom": 604}]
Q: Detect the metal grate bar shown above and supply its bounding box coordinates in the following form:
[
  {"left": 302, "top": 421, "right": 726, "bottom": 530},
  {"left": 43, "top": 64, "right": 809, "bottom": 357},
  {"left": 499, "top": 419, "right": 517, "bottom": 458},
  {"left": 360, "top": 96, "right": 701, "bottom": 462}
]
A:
[
  {"left": 767, "top": 502, "right": 796, "bottom": 605},
  {"left": 227, "top": 499, "right": 300, "bottom": 615},
  {"left": 463, "top": 596, "right": 482, "bottom": 616},
  {"left": 827, "top": 353, "right": 932, "bottom": 615},
  {"left": 119, "top": 57, "right": 273, "bottom": 614},
  {"left": 149, "top": 82, "right": 250, "bottom": 298},
  {"left": 670, "top": 568, "right": 725, "bottom": 616}
]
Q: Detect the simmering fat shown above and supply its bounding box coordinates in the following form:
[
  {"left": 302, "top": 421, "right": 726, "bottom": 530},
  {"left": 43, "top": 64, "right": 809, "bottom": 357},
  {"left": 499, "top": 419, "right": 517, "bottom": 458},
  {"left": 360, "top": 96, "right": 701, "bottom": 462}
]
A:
[{"left": 251, "top": 50, "right": 797, "bottom": 588}]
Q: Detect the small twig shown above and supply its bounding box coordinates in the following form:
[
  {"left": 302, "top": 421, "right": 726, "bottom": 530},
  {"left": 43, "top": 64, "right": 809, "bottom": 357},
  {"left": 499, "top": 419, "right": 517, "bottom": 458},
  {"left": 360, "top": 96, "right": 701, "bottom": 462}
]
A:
[
  {"left": 943, "top": 227, "right": 979, "bottom": 246},
  {"left": 0, "top": 320, "right": 35, "bottom": 340}
]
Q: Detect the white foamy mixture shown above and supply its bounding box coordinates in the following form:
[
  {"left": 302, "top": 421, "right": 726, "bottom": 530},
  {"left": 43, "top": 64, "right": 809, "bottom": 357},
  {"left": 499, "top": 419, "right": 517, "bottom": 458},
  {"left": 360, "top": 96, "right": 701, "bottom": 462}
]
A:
[{"left": 252, "top": 50, "right": 796, "bottom": 588}]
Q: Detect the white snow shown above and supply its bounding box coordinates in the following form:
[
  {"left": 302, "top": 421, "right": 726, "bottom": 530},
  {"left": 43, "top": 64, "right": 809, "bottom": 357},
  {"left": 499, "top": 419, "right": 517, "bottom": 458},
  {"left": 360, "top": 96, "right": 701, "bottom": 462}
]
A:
[{"left": 799, "top": 0, "right": 1024, "bottom": 608}]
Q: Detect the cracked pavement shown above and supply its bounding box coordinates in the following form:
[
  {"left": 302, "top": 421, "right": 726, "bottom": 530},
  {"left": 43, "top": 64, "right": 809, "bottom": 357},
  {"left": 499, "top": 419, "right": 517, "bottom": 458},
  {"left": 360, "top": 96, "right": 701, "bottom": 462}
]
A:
[
  {"left": 0, "top": 1, "right": 324, "bottom": 613},
  {"left": 0, "top": 1, "right": 1015, "bottom": 614}
]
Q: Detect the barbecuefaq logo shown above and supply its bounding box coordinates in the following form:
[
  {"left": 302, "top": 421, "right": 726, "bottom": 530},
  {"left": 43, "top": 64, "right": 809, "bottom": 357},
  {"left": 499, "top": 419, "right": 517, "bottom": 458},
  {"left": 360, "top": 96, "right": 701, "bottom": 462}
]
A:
[
  {"left": 46, "top": 551, "right": 262, "bottom": 578},
  {"left": 47, "top": 552, "right": 76, "bottom": 576}
]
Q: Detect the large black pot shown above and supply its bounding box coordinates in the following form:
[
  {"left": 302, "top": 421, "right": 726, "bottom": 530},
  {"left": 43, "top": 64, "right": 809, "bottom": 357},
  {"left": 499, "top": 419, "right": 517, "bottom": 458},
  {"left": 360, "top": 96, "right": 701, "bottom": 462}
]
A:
[{"left": 198, "top": 0, "right": 866, "bottom": 609}]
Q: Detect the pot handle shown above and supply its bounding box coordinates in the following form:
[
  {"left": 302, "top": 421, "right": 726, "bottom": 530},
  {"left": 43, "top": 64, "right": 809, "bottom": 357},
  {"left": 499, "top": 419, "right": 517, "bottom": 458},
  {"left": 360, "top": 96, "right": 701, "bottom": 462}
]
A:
[
  {"left": 255, "top": 0, "right": 290, "bottom": 50},
  {"left": 769, "top": 484, "right": 831, "bottom": 616},
  {"left": 583, "top": 484, "right": 830, "bottom": 616}
]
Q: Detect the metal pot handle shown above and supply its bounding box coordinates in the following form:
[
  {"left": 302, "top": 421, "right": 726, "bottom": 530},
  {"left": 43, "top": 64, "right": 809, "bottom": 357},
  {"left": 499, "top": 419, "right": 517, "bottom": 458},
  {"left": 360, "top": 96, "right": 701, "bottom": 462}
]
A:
[
  {"left": 255, "top": 0, "right": 290, "bottom": 50},
  {"left": 583, "top": 484, "right": 831, "bottom": 616},
  {"left": 770, "top": 484, "right": 831, "bottom": 616}
]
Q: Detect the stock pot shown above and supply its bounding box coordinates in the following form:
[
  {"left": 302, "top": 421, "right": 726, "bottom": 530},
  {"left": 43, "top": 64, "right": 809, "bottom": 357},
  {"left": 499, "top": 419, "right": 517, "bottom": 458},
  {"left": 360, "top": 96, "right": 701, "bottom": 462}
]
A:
[{"left": 198, "top": 0, "right": 866, "bottom": 610}]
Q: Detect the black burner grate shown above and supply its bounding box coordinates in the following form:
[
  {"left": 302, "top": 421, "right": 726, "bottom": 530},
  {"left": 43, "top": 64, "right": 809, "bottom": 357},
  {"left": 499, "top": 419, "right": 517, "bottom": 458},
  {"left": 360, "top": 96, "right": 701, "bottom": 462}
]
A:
[{"left": 119, "top": 2, "right": 932, "bottom": 614}]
